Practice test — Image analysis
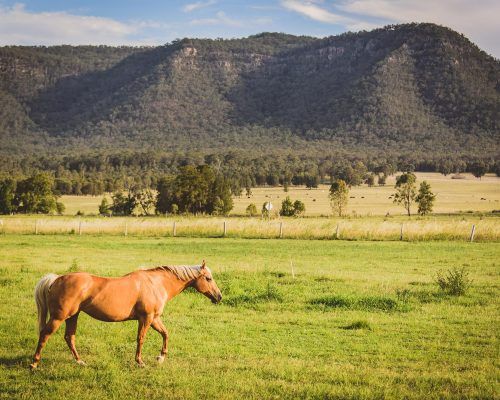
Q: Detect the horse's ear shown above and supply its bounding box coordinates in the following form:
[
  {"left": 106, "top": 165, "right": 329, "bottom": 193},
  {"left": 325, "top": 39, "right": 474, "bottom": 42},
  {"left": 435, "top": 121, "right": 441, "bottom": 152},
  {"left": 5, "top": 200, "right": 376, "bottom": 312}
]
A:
[{"left": 201, "top": 260, "right": 206, "bottom": 269}]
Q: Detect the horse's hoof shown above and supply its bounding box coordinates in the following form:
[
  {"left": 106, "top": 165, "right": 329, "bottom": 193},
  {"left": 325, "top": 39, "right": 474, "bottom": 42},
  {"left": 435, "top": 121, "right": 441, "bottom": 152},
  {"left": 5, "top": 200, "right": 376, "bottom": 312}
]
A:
[
  {"left": 137, "top": 362, "right": 146, "bottom": 368},
  {"left": 156, "top": 355, "right": 165, "bottom": 364},
  {"left": 76, "top": 360, "right": 86, "bottom": 366},
  {"left": 29, "top": 363, "right": 38, "bottom": 370}
]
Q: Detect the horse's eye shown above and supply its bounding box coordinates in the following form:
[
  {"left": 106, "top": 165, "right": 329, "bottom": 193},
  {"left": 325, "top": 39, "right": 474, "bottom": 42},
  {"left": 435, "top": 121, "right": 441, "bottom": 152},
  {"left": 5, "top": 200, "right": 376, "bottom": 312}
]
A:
[{"left": 206, "top": 277, "right": 212, "bottom": 282}]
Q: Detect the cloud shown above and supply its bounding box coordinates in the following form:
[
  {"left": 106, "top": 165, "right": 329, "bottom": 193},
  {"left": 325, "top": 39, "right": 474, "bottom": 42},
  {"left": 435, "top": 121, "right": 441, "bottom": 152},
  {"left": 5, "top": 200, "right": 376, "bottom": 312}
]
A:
[
  {"left": 339, "top": 0, "right": 500, "bottom": 56},
  {"left": 190, "top": 11, "right": 242, "bottom": 27},
  {"left": 182, "top": 0, "right": 217, "bottom": 13},
  {"left": 280, "top": 0, "right": 500, "bottom": 56},
  {"left": 281, "top": 0, "right": 349, "bottom": 24},
  {"left": 0, "top": 3, "right": 164, "bottom": 46}
]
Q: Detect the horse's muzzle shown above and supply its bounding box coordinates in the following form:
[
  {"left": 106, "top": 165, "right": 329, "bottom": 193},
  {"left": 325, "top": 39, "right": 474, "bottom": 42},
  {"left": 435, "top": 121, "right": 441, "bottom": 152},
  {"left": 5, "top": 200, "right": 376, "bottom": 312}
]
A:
[{"left": 212, "top": 292, "right": 222, "bottom": 304}]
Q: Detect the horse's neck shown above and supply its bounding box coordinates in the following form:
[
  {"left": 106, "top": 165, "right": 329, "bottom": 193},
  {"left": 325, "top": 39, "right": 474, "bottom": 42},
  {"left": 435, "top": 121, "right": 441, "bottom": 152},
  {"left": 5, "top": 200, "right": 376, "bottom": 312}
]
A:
[{"left": 160, "top": 269, "right": 196, "bottom": 300}]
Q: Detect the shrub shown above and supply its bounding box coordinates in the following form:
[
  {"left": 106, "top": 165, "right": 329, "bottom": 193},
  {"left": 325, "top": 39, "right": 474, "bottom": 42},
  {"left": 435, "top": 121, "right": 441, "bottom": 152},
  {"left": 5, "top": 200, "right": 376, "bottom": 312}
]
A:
[
  {"left": 246, "top": 203, "right": 258, "bottom": 216},
  {"left": 435, "top": 267, "right": 472, "bottom": 296}
]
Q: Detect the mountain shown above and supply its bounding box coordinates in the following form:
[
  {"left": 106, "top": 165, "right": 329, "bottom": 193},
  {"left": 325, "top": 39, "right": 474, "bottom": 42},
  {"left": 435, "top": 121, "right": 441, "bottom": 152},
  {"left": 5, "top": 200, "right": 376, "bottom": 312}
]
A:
[{"left": 0, "top": 23, "right": 499, "bottom": 161}]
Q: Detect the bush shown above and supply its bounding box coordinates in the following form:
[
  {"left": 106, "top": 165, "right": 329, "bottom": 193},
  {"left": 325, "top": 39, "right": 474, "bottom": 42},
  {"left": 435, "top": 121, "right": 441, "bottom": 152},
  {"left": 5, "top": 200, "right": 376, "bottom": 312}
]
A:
[
  {"left": 246, "top": 203, "right": 258, "bottom": 216},
  {"left": 435, "top": 267, "right": 472, "bottom": 296},
  {"left": 342, "top": 320, "right": 372, "bottom": 330}
]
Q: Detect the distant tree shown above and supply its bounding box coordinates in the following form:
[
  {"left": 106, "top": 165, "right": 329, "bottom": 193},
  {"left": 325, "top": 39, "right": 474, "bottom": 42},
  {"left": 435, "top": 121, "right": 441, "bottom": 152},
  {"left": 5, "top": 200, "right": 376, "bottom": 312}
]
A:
[
  {"left": 329, "top": 179, "right": 349, "bottom": 216},
  {"left": 416, "top": 181, "right": 436, "bottom": 215},
  {"left": 304, "top": 174, "right": 319, "bottom": 189},
  {"left": 292, "top": 200, "right": 305, "bottom": 217},
  {"left": 110, "top": 192, "right": 136, "bottom": 216},
  {"left": 56, "top": 202, "right": 66, "bottom": 215},
  {"left": 133, "top": 188, "right": 156, "bottom": 216},
  {"left": 246, "top": 203, "right": 258, "bottom": 216},
  {"left": 0, "top": 178, "right": 17, "bottom": 214},
  {"left": 378, "top": 174, "right": 387, "bottom": 186},
  {"left": 261, "top": 202, "right": 271, "bottom": 219},
  {"left": 99, "top": 197, "right": 111, "bottom": 216},
  {"left": 280, "top": 196, "right": 305, "bottom": 217},
  {"left": 469, "top": 161, "right": 489, "bottom": 179},
  {"left": 280, "top": 196, "right": 295, "bottom": 216},
  {"left": 366, "top": 174, "right": 375, "bottom": 187},
  {"left": 393, "top": 173, "right": 417, "bottom": 216},
  {"left": 437, "top": 159, "right": 454, "bottom": 176},
  {"left": 15, "top": 173, "right": 59, "bottom": 214}
]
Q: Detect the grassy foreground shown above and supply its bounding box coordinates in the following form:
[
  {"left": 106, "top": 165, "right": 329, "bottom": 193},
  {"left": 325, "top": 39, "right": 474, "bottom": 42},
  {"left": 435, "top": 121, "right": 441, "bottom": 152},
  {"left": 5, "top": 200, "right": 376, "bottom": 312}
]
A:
[{"left": 0, "top": 236, "right": 498, "bottom": 399}]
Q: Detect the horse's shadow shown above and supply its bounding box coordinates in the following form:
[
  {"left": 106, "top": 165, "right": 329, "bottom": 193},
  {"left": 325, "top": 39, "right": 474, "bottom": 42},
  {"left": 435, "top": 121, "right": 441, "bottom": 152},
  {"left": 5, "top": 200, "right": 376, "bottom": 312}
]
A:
[{"left": 0, "top": 355, "right": 29, "bottom": 368}]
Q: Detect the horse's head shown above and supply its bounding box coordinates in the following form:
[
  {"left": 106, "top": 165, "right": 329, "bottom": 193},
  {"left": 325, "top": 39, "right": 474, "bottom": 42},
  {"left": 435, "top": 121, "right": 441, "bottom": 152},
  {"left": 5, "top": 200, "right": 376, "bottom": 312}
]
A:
[{"left": 191, "top": 261, "right": 222, "bottom": 304}]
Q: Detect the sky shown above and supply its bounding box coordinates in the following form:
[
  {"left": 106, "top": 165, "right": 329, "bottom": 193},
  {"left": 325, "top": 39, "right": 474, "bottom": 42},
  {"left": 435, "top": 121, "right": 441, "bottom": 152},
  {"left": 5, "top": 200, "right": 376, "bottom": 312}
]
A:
[{"left": 0, "top": 0, "right": 498, "bottom": 57}]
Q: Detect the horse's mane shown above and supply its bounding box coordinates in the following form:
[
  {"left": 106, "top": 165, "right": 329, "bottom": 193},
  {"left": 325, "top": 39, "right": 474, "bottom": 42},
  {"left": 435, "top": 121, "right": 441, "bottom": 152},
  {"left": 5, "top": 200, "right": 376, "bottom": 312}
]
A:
[{"left": 151, "top": 265, "right": 202, "bottom": 281}]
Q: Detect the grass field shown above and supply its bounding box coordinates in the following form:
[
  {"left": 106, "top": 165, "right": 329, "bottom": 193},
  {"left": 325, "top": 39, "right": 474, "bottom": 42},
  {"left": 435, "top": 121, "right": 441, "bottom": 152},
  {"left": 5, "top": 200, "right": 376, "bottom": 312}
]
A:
[
  {"left": 60, "top": 173, "right": 500, "bottom": 217},
  {"left": 0, "top": 235, "right": 498, "bottom": 399},
  {"left": 1, "top": 214, "right": 499, "bottom": 241}
]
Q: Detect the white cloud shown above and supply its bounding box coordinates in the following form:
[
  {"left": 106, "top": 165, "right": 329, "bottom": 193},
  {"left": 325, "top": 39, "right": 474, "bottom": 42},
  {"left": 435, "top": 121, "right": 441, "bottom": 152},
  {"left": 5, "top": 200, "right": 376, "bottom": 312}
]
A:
[
  {"left": 0, "top": 3, "right": 164, "bottom": 46},
  {"left": 183, "top": 0, "right": 217, "bottom": 13},
  {"left": 190, "top": 11, "right": 242, "bottom": 27},
  {"left": 338, "top": 0, "right": 500, "bottom": 56},
  {"left": 281, "top": 0, "right": 349, "bottom": 24}
]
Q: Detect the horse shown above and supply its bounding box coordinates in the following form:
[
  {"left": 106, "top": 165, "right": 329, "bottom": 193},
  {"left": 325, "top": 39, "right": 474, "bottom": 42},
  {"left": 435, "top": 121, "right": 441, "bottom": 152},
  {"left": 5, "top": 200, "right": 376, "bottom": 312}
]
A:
[{"left": 30, "top": 260, "right": 222, "bottom": 369}]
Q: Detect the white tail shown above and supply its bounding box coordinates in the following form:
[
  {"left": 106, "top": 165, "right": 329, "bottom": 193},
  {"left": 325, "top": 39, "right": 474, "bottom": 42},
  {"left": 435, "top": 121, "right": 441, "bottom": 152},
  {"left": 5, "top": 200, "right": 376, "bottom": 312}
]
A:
[{"left": 34, "top": 274, "right": 59, "bottom": 333}]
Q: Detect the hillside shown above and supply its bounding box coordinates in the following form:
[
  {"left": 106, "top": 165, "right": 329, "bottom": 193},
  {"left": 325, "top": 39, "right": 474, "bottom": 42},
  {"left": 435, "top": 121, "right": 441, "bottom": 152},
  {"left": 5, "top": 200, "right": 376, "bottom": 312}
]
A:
[{"left": 0, "top": 23, "right": 499, "bottom": 160}]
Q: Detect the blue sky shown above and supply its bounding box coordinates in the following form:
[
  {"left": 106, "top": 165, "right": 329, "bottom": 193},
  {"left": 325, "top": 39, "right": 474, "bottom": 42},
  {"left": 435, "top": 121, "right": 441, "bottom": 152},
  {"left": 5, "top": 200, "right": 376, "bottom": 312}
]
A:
[{"left": 0, "top": 1, "right": 498, "bottom": 57}]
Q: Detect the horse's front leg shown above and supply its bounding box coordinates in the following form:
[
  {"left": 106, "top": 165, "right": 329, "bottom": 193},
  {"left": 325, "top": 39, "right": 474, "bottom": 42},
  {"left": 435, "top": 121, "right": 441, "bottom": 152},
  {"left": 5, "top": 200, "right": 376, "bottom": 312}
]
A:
[
  {"left": 151, "top": 317, "right": 169, "bottom": 364},
  {"left": 135, "top": 314, "right": 153, "bottom": 367}
]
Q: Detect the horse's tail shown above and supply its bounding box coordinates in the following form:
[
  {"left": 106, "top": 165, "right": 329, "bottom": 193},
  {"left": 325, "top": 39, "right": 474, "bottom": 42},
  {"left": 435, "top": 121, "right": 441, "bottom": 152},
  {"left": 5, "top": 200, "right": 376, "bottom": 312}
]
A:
[{"left": 34, "top": 273, "right": 59, "bottom": 333}]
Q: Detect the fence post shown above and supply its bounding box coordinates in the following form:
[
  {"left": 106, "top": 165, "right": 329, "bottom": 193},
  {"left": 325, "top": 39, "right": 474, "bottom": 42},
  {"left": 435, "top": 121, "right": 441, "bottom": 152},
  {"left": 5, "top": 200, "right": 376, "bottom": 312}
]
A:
[
  {"left": 400, "top": 224, "right": 404, "bottom": 241},
  {"left": 290, "top": 260, "right": 295, "bottom": 279},
  {"left": 0, "top": 219, "right": 3, "bottom": 234},
  {"left": 279, "top": 222, "right": 283, "bottom": 238},
  {"left": 335, "top": 224, "right": 340, "bottom": 239},
  {"left": 124, "top": 222, "right": 128, "bottom": 236},
  {"left": 35, "top": 220, "right": 39, "bottom": 235},
  {"left": 469, "top": 224, "right": 476, "bottom": 242},
  {"left": 78, "top": 220, "right": 82, "bottom": 236},
  {"left": 223, "top": 221, "right": 227, "bottom": 237},
  {"left": 173, "top": 221, "right": 176, "bottom": 237}
]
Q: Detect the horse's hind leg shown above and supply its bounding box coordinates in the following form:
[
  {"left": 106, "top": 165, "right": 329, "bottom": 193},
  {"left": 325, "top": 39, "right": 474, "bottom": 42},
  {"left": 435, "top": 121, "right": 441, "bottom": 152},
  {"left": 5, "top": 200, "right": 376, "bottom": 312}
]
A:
[
  {"left": 65, "top": 313, "right": 85, "bottom": 365},
  {"left": 151, "top": 317, "right": 169, "bottom": 364},
  {"left": 30, "top": 318, "right": 63, "bottom": 369}
]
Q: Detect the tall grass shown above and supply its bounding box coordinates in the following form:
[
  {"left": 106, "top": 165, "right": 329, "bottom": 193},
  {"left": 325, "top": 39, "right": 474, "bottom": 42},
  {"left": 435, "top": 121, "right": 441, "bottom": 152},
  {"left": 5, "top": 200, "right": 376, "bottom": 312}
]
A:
[{"left": 0, "top": 215, "right": 498, "bottom": 241}]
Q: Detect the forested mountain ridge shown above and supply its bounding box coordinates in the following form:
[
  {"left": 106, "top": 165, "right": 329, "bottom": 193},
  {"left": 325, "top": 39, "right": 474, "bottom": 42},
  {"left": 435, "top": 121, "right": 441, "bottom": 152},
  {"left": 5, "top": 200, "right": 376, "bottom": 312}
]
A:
[{"left": 0, "top": 23, "right": 499, "bottom": 161}]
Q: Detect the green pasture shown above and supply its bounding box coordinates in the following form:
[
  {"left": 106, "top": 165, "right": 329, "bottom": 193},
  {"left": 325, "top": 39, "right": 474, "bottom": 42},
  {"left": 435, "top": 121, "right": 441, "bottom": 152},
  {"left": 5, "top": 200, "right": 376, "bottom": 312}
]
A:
[{"left": 0, "top": 235, "right": 498, "bottom": 399}]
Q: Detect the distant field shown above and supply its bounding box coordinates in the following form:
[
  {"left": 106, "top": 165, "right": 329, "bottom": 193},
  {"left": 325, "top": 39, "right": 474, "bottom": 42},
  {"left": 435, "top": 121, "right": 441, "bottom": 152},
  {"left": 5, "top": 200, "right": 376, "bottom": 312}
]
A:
[
  {"left": 0, "top": 236, "right": 498, "bottom": 399},
  {"left": 60, "top": 173, "right": 500, "bottom": 217}
]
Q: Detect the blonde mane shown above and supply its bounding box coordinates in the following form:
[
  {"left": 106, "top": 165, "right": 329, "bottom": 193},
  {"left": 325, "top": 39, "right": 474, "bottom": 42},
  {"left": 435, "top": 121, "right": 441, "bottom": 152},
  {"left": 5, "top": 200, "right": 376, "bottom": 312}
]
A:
[{"left": 154, "top": 265, "right": 202, "bottom": 281}]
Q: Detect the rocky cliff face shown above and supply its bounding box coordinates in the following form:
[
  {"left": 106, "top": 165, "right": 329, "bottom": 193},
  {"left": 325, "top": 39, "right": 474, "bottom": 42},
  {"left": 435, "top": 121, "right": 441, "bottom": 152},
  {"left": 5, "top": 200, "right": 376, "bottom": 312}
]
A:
[{"left": 0, "top": 24, "right": 498, "bottom": 157}]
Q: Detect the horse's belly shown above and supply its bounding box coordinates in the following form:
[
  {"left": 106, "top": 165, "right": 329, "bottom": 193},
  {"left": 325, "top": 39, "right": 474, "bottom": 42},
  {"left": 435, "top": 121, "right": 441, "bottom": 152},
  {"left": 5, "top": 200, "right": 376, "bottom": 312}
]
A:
[{"left": 81, "top": 304, "right": 135, "bottom": 322}]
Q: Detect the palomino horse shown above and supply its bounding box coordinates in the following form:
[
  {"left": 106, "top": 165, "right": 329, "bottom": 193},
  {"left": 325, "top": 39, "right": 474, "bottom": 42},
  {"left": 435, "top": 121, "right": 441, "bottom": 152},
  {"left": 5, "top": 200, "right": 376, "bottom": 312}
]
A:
[{"left": 30, "top": 261, "right": 222, "bottom": 369}]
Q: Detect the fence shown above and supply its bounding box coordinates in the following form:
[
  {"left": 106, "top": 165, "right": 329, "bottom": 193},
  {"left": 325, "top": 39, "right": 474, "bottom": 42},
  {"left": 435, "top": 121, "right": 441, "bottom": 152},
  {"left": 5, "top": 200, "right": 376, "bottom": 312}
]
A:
[{"left": 0, "top": 216, "right": 497, "bottom": 242}]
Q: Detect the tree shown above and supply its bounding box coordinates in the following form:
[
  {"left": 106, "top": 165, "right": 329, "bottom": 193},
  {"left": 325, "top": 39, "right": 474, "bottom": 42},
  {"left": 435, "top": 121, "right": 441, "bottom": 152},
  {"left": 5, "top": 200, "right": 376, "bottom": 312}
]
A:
[
  {"left": 366, "top": 174, "right": 375, "bottom": 187},
  {"left": 378, "top": 174, "right": 386, "bottom": 186},
  {"left": 329, "top": 179, "right": 349, "bottom": 216},
  {"left": 15, "top": 173, "right": 59, "bottom": 214},
  {"left": 280, "top": 196, "right": 305, "bottom": 217},
  {"left": 0, "top": 178, "right": 17, "bottom": 214},
  {"left": 292, "top": 200, "right": 305, "bottom": 217},
  {"left": 110, "top": 192, "right": 136, "bottom": 216},
  {"left": 99, "top": 197, "right": 111, "bottom": 216},
  {"left": 133, "top": 188, "right": 156, "bottom": 216},
  {"left": 469, "top": 161, "right": 489, "bottom": 179},
  {"left": 246, "top": 203, "right": 257, "bottom": 216},
  {"left": 155, "top": 166, "right": 233, "bottom": 215},
  {"left": 416, "top": 181, "right": 436, "bottom": 215},
  {"left": 393, "top": 173, "right": 417, "bottom": 216},
  {"left": 280, "top": 196, "right": 295, "bottom": 216}
]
